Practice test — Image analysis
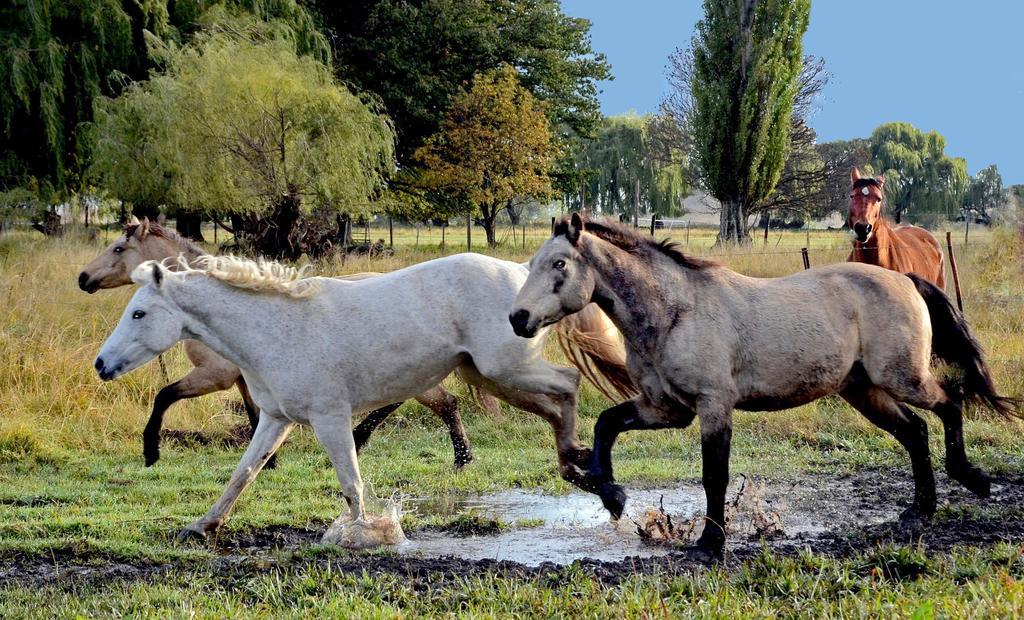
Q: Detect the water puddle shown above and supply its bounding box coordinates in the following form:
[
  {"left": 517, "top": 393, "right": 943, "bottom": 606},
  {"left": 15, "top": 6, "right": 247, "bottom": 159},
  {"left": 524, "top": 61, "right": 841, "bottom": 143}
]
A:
[{"left": 395, "top": 477, "right": 853, "bottom": 566}]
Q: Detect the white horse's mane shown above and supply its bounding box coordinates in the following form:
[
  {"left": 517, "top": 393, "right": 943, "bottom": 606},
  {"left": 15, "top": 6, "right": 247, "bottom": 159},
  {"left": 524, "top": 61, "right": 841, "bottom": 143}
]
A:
[{"left": 132, "top": 255, "right": 321, "bottom": 299}]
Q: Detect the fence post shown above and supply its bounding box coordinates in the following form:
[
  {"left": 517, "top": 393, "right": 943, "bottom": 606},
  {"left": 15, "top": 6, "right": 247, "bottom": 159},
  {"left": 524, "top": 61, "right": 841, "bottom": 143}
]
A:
[
  {"left": 551, "top": 216, "right": 556, "bottom": 233},
  {"left": 964, "top": 217, "right": 970, "bottom": 246},
  {"left": 801, "top": 247, "right": 810, "bottom": 270},
  {"left": 650, "top": 215, "right": 656, "bottom": 236},
  {"left": 522, "top": 225, "right": 526, "bottom": 250},
  {"left": 466, "top": 216, "right": 471, "bottom": 252},
  {"left": 388, "top": 216, "right": 394, "bottom": 249},
  {"left": 685, "top": 221, "right": 690, "bottom": 246},
  {"left": 946, "top": 231, "right": 964, "bottom": 311},
  {"left": 441, "top": 222, "right": 446, "bottom": 251},
  {"left": 415, "top": 224, "right": 420, "bottom": 251}
]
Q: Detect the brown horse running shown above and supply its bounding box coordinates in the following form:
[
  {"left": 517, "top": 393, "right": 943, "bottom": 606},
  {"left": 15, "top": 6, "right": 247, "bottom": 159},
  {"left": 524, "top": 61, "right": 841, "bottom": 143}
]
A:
[
  {"left": 512, "top": 214, "right": 1018, "bottom": 557},
  {"left": 80, "top": 218, "right": 634, "bottom": 468},
  {"left": 848, "top": 167, "right": 945, "bottom": 288}
]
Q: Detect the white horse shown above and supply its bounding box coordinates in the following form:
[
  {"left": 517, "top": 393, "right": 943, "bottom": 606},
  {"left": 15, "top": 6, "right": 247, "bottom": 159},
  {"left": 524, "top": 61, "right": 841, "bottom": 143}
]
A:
[{"left": 95, "top": 253, "right": 600, "bottom": 548}]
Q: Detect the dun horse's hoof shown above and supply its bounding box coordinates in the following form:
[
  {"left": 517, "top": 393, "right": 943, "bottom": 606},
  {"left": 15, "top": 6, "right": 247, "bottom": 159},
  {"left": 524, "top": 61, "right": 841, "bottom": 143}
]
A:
[
  {"left": 955, "top": 466, "right": 992, "bottom": 498},
  {"left": 898, "top": 507, "right": 932, "bottom": 533},
  {"left": 693, "top": 529, "right": 726, "bottom": 560},
  {"left": 598, "top": 481, "right": 627, "bottom": 520}
]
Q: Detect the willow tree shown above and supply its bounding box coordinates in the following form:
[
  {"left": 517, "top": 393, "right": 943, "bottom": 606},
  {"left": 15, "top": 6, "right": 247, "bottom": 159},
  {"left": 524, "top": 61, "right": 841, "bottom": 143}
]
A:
[
  {"left": 572, "top": 113, "right": 689, "bottom": 220},
  {"left": 684, "top": 0, "right": 810, "bottom": 244},
  {"left": 870, "top": 122, "right": 968, "bottom": 223},
  {"left": 415, "top": 67, "right": 555, "bottom": 247},
  {"left": 0, "top": 0, "right": 171, "bottom": 206},
  {"left": 92, "top": 34, "right": 395, "bottom": 258}
]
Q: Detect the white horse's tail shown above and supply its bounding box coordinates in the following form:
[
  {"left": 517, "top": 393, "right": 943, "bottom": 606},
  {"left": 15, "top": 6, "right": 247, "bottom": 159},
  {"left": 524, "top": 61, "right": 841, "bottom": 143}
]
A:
[{"left": 555, "top": 305, "right": 638, "bottom": 401}]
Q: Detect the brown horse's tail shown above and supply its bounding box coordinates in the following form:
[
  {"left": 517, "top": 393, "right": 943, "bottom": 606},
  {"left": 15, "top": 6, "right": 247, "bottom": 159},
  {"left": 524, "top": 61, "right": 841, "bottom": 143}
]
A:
[
  {"left": 908, "top": 273, "right": 1022, "bottom": 419},
  {"left": 554, "top": 304, "right": 638, "bottom": 401}
]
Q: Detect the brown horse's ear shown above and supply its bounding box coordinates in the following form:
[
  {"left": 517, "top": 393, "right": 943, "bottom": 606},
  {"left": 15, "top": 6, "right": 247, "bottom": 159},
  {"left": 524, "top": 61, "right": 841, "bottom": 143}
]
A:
[
  {"left": 138, "top": 217, "right": 150, "bottom": 239},
  {"left": 875, "top": 174, "right": 885, "bottom": 188},
  {"left": 566, "top": 212, "right": 584, "bottom": 246},
  {"left": 851, "top": 167, "right": 862, "bottom": 182}
]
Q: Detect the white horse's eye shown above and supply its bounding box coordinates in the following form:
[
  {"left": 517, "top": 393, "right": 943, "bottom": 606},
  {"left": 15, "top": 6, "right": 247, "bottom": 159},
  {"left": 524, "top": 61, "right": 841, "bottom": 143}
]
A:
[
  {"left": 113, "top": 246, "right": 125, "bottom": 253},
  {"left": 553, "top": 259, "right": 566, "bottom": 271},
  {"left": 132, "top": 310, "right": 146, "bottom": 320}
]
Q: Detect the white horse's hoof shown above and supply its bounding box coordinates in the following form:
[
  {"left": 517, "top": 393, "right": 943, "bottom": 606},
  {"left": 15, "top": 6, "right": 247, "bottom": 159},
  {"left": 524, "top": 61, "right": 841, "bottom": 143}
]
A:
[
  {"left": 176, "top": 522, "right": 211, "bottom": 544},
  {"left": 322, "top": 513, "right": 406, "bottom": 549}
]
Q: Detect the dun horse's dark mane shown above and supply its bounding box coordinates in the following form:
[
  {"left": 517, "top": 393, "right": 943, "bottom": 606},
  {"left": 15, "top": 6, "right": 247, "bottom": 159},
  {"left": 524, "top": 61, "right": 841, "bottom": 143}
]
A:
[
  {"left": 554, "top": 216, "right": 715, "bottom": 270},
  {"left": 124, "top": 221, "right": 207, "bottom": 256}
]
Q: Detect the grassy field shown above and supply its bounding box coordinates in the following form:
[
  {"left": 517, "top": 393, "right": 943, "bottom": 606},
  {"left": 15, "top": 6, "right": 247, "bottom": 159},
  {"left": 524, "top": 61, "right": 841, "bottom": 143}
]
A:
[{"left": 0, "top": 224, "right": 1022, "bottom": 617}]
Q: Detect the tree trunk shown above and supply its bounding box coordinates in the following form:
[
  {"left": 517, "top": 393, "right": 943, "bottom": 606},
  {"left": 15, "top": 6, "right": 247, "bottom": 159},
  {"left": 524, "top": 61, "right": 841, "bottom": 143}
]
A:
[
  {"left": 258, "top": 194, "right": 303, "bottom": 259},
  {"left": 130, "top": 203, "right": 161, "bottom": 221},
  {"left": 481, "top": 204, "right": 498, "bottom": 247},
  {"left": 717, "top": 199, "right": 751, "bottom": 245},
  {"left": 175, "top": 212, "right": 205, "bottom": 241}
]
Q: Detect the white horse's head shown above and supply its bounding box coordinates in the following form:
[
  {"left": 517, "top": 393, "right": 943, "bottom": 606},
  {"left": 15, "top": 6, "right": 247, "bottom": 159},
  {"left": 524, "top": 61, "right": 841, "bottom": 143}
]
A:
[
  {"left": 95, "top": 261, "right": 185, "bottom": 381},
  {"left": 510, "top": 213, "right": 596, "bottom": 338}
]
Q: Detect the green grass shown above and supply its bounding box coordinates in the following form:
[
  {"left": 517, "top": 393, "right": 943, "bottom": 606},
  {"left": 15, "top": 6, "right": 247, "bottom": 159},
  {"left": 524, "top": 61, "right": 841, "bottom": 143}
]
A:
[{"left": 0, "top": 225, "right": 1022, "bottom": 617}]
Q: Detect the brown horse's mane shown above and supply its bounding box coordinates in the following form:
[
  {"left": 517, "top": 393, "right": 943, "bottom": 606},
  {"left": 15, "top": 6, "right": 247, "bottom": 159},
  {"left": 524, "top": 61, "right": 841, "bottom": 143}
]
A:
[
  {"left": 125, "top": 221, "right": 207, "bottom": 257},
  {"left": 554, "top": 216, "right": 715, "bottom": 270}
]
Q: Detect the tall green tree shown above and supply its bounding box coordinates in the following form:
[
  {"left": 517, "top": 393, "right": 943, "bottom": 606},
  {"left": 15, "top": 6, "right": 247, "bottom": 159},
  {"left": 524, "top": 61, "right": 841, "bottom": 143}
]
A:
[
  {"left": 307, "top": 0, "right": 610, "bottom": 171},
  {"left": 91, "top": 34, "right": 395, "bottom": 258},
  {"left": 870, "top": 122, "right": 968, "bottom": 223},
  {"left": 415, "top": 67, "right": 554, "bottom": 247},
  {"left": 962, "top": 164, "right": 1005, "bottom": 225},
  {"left": 678, "top": 0, "right": 810, "bottom": 244}
]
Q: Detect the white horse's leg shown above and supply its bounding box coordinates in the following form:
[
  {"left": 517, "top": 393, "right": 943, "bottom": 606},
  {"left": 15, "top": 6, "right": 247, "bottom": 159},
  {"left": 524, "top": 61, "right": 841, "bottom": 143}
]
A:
[
  {"left": 309, "top": 409, "right": 394, "bottom": 549},
  {"left": 309, "top": 409, "right": 364, "bottom": 523},
  {"left": 178, "top": 411, "right": 293, "bottom": 541}
]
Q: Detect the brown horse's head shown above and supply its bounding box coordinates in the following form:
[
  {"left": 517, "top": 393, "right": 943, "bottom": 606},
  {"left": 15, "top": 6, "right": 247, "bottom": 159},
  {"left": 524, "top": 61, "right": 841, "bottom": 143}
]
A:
[
  {"left": 78, "top": 217, "right": 183, "bottom": 293},
  {"left": 848, "top": 168, "right": 886, "bottom": 243}
]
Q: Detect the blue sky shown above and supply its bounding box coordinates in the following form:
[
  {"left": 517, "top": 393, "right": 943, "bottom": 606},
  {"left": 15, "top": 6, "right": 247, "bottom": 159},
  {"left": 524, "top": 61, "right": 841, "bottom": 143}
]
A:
[{"left": 561, "top": 1, "right": 1024, "bottom": 184}]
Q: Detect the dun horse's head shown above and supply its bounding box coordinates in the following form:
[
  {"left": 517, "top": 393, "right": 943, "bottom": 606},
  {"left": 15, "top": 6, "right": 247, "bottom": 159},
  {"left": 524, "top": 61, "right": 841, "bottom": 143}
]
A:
[
  {"left": 95, "top": 261, "right": 184, "bottom": 381},
  {"left": 510, "top": 213, "right": 595, "bottom": 338},
  {"left": 78, "top": 217, "right": 175, "bottom": 293},
  {"left": 848, "top": 168, "right": 886, "bottom": 243}
]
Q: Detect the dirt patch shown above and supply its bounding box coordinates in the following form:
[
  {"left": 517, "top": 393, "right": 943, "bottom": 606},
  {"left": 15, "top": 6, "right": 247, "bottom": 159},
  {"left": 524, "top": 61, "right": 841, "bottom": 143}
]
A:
[{"left": 3, "top": 468, "right": 1023, "bottom": 589}]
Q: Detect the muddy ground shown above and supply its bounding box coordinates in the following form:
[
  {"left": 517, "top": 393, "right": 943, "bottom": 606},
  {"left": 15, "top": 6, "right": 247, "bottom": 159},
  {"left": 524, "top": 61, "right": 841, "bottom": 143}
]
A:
[{"left": 2, "top": 467, "right": 1023, "bottom": 589}]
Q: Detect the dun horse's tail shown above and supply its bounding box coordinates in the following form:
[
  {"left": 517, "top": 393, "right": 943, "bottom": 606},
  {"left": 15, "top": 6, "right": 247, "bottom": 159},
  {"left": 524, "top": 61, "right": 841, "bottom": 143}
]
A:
[
  {"left": 908, "top": 273, "right": 1022, "bottom": 419},
  {"left": 554, "top": 304, "right": 638, "bottom": 401}
]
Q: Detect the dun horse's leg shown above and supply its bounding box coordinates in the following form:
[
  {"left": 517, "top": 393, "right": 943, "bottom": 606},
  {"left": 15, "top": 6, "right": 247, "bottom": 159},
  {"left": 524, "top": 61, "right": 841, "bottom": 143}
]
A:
[
  {"left": 894, "top": 378, "right": 992, "bottom": 499},
  {"left": 178, "top": 412, "right": 293, "bottom": 542},
  {"left": 234, "top": 377, "right": 277, "bottom": 470},
  {"left": 694, "top": 405, "right": 733, "bottom": 556},
  {"left": 586, "top": 398, "right": 694, "bottom": 518},
  {"left": 352, "top": 403, "right": 403, "bottom": 453},
  {"left": 414, "top": 386, "right": 473, "bottom": 468},
  {"left": 841, "top": 387, "right": 937, "bottom": 525},
  {"left": 143, "top": 366, "right": 239, "bottom": 466},
  {"left": 933, "top": 400, "right": 991, "bottom": 497}
]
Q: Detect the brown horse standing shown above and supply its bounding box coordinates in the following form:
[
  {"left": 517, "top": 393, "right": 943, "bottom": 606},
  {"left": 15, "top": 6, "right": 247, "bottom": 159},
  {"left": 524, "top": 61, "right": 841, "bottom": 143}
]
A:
[{"left": 847, "top": 168, "right": 945, "bottom": 288}]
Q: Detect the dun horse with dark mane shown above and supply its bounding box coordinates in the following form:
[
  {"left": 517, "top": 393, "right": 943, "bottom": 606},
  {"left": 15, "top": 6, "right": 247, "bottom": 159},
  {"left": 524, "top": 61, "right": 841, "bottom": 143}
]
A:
[
  {"left": 847, "top": 167, "right": 945, "bottom": 287},
  {"left": 512, "top": 214, "right": 1018, "bottom": 557}
]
